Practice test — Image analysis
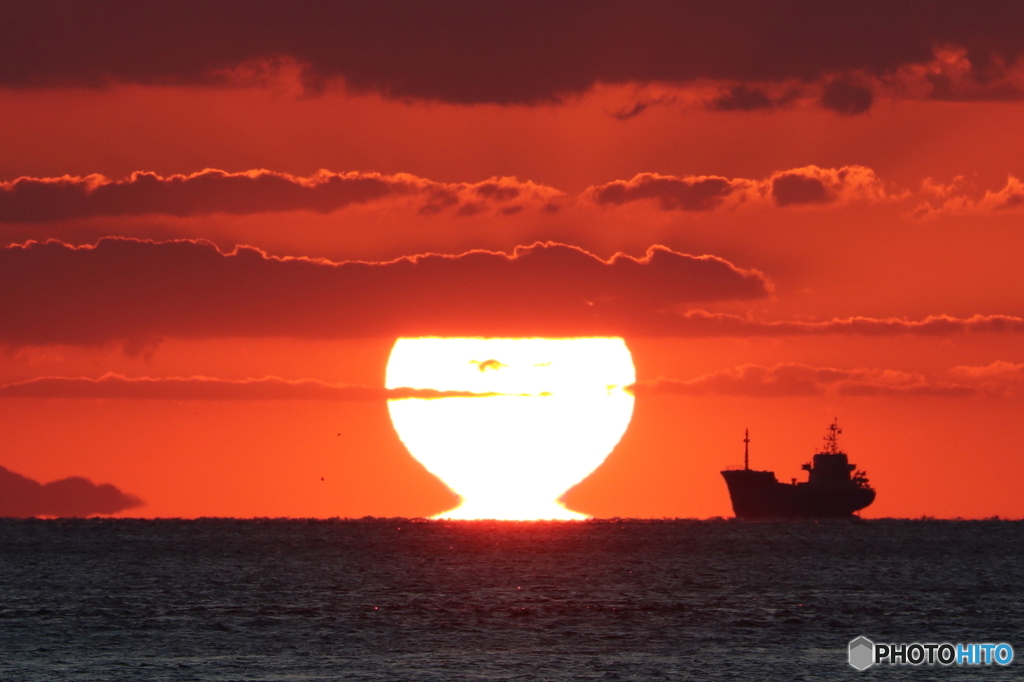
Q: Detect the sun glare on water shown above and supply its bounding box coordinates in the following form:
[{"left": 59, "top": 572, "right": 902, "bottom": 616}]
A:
[{"left": 385, "top": 338, "right": 636, "bottom": 520}]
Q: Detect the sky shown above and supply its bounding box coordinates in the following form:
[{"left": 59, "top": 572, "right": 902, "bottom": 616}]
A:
[{"left": 3, "top": 0, "right": 1024, "bottom": 519}]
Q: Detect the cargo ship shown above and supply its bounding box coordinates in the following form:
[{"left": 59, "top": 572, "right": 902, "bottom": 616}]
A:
[{"left": 721, "top": 420, "right": 875, "bottom": 519}]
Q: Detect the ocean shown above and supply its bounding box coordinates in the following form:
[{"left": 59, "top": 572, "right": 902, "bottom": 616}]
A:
[{"left": 0, "top": 518, "right": 1020, "bottom": 680}]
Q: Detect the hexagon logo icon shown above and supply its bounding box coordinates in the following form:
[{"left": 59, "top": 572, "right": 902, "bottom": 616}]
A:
[{"left": 849, "top": 636, "right": 875, "bottom": 670}]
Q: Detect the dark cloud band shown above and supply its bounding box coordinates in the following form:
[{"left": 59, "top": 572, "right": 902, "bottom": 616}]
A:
[{"left": 4, "top": 1, "right": 1024, "bottom": 107}]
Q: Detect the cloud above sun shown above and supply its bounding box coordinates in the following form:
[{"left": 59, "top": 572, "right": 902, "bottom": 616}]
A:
[{"left": 0, "top": 238, "right": 770, "bottom": 348}]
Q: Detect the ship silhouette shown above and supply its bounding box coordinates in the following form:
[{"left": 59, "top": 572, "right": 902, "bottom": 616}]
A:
[{"left": 721, "top": 419, "right": 875, "bottom": 519}]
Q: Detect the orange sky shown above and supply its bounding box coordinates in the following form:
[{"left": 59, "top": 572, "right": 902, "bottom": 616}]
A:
[{"left": 3, "top": 2, "right": 1024, "bottom": 519}]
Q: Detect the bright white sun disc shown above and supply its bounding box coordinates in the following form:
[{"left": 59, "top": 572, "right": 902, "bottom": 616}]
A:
[{"left": 385, "top": 337, "right": 636, "bottom": 520}]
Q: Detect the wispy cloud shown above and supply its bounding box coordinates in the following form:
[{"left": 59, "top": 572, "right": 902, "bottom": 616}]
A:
[
  {"left": 649, "top": 311, "right": 1024, "bottom": 337},
  {"left": 913, "top": 175, "right": 1024, "bottom": 219},
  {"left": 0, "top": 374, "right": 509, "bottom": 400},
  {"left": 630, "top": 361, "right": 1024, "bottom": 399}
]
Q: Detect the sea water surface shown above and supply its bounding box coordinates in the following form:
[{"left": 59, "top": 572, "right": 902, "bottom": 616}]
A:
[{"left": 0, "top": 518, "right": 1021, "bottom": 681}]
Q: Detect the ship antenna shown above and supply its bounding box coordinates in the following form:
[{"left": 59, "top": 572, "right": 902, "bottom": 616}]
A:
[
  {"left": 823, "top": 418, "right": 842, "bottom": 454},
  {"left": 743, "top": 428, "right": 750, "bottom": 470}
]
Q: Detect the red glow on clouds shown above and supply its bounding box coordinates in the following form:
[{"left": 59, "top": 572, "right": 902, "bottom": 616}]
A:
[{"left": 3, "top": 2, "right": 1024, "bottom": 519}]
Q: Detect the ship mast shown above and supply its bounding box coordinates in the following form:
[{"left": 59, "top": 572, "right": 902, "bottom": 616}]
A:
[
  {"left": 823, "top": 418, "right": 842, "bottom": 454},
  {"left": 743, "top": 428, "right": 750, "bottom": 470}
]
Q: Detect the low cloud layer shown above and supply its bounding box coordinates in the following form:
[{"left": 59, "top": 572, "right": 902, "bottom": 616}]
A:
[
  {"left": 0, "top": 238, "right": 770, "bottom": 348},
  {"left": 0, "top": 374, "right": 503, "bottom": 400},
  {"left": 631, "top": 361, "right": 1024, "bottom": 399},
  {"left": 5, "top": 2, "right": 1024, "bottom": 109},
  {"left": 10, "top": 364, "right": 1024, "bottom": 404},
  {"left": 0, "top": 466, "right": 143, "bottom": 518}
]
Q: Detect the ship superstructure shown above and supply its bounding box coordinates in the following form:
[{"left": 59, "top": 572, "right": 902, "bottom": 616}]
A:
[{"left": 720, "top": 419, "right": 875, "bottom": 519}]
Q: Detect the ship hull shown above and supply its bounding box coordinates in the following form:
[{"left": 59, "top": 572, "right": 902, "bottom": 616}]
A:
[{"left": 721, "top": 469, "right": 875, "bottom": 519}]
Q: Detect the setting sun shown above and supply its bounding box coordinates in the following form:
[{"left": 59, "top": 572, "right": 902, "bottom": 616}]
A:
[{"left": 385, "top": 337, "right": 636, "bottom": 520}]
